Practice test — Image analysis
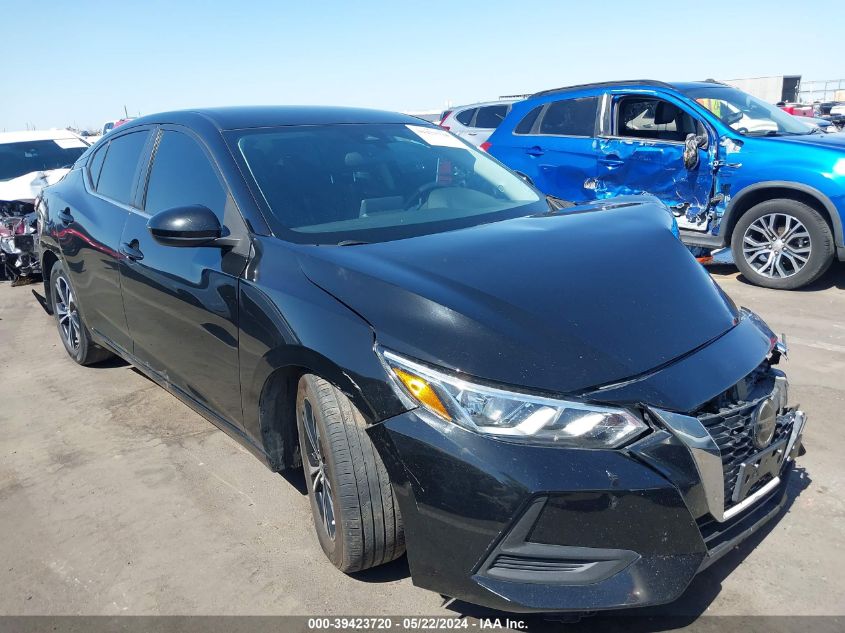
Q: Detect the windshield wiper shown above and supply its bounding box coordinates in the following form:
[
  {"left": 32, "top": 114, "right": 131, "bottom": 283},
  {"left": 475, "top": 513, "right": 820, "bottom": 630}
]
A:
[
  {"left": 547, "top": 195, "right": 576, "bottom": 210},
  {"left": 335, "top": 239, "right": 370, "bottom": 246}
]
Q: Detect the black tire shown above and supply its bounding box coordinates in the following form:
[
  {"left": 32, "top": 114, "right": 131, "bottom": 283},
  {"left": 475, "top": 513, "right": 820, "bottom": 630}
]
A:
[
  {"left": 49, "top": 261, "right": 113, "bottom": 366},
  {"left": 731, "top": 198, "right": 834, "bottom": 290},
  {"left": 296, "top": 374, "right": 404, "bottom": 573}
]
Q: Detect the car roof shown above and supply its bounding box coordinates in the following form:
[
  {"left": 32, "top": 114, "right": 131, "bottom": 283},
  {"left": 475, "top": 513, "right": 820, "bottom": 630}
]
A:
[
  {"left": 449, "top": 99, "right": 522, "bottom": 111},
  {"left": 529, "top": 79, "right": 725, "bottom": 98},
  {"left": 123, "top": 106, "right": 427, "bottom": 131},
  {"left": 0, "top": 129, "right": 85, "bottom": 144}
]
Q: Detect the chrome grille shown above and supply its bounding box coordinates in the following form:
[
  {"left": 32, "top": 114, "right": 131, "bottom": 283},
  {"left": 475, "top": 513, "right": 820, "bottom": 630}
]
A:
[{"left": 696, "top": 365, "right": 793, "bottom": 509}]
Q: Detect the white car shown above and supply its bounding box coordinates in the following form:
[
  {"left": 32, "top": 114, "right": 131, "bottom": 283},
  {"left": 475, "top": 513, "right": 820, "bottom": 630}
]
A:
[
  {"left": 830, "top": 103, "right": 845, "bottom": 117},
  {"left": 0, "top": 130, "right": 90, "bottom": 284},
  {"left": 439, "top": 100, "right": 520, "bottom": 147},
  {"left": 0, "top": 130, "right": 90, "bottom": 203}
]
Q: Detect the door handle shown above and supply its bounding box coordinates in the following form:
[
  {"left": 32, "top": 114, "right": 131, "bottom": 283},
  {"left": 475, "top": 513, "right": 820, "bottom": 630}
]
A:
[
  {"left": 526, "top": 146, "right": 545, "bottom": 157},
  {"left": 120, "top": 241, "right": 144, "bottom": 261},
  {"left": 58, "top": 208, "right": 74, "bottom": 225},
  {"left": 467, "top": 132, "right": 478, "bottom": 136}
]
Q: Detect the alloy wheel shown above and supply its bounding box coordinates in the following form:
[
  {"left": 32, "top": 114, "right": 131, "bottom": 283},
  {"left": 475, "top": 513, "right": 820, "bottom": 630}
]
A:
[
  {"left": 742, "top": 213, "right": 812, "bottom": 279},
  {"left": 54, "top": 275, "right": 81, "bottom": 353},
  {"left": 301, "top": 398, "right": 336, "bottom": 540}
]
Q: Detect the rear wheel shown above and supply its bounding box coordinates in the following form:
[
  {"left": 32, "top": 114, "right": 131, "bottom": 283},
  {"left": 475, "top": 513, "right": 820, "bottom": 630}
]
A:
[
  {"left": 296, "top": 374, "right": 404, "bottom": 572},
  {"left": 731, "top": 199, "right": 834, "bottom": 290},
  {"left": 50, "top": 261, "right": 113, "bottom": 365}
]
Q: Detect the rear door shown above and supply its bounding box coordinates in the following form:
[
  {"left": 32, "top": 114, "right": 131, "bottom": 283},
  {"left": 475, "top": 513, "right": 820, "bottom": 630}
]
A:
[
  {"left": 508, "top": 96, "right": 600, "bottom": 202},
  {"left": 449, "top": 108, "right": 477, "bottom": 141},
  {"left": 58, "top": 127, "right": 152, "bottom": 354},
  {"left": 595, "top": 93, "right": 716, "bottom": 231},
  {"left": 118, "top": 126, "right": 248, "bottom": 429}
]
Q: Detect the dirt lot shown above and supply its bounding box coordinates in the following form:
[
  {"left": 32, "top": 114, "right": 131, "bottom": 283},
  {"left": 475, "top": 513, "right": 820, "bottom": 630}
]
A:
[{"left": 1, "top": 265, "right": 843, "bottom": 625}]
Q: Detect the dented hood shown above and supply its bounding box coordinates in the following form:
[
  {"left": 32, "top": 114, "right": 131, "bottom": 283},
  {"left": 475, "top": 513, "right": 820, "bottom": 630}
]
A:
[
  {"left": 298, "top": 199, "right": 740, "bottom": 395},
  {"left": 0, "top": 169, "right": 69, "bottom": 203}
]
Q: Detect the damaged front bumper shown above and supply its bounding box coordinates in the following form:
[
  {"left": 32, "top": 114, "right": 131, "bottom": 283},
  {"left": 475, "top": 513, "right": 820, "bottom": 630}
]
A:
[
  {"left": 369, "top": 402, "right": 804, "bottom": 613},
  {"left": 367, "top": 318, "right": 806, "bottom": 615}
]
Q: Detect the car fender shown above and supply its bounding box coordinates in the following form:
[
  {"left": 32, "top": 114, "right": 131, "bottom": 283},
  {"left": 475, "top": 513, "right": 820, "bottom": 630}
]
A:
[
  {"left": 721, "top": 180, "right": 844, "bottom": 250},
  {"left": 237, "top": 236, "right": 409, "bottom": 471}
]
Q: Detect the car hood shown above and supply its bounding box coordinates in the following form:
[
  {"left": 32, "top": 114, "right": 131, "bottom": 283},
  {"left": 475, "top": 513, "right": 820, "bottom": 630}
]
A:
[
  {"left": 0, "top": 168, "right": 69, "bottom": 203},
  {"left": 763, "top": 132, "right": 845, "bottom": 151},
  {"left": 297, "top": 199, "right": 740, "bottom": 396}
]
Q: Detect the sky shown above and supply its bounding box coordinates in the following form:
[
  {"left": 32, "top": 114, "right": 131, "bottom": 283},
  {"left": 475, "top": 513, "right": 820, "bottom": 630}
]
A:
[{"left": 2, "top": 0, "right": 844, "bottom": 132}]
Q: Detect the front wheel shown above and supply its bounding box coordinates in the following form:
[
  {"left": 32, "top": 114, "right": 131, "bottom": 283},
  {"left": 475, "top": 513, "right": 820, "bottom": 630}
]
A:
[
  {"left": 731, "top": 199, "right": 834, "bottom": 290},
  {"left": 296, "top": 374, "right": 404, "bottom": 573},
  {"left": 50, "top": 261, "right": 113, "bottom": 365}
]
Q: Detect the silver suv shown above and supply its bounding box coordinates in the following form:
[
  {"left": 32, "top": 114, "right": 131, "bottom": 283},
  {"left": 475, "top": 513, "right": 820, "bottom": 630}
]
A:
[{"left": 438, "top": 99, "right": 518, "bottom": 147}]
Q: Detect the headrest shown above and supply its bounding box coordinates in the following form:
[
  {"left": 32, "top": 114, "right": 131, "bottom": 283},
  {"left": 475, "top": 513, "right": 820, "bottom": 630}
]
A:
[{"left": 654, "top": 102, "right": 677, "bottom": 125}]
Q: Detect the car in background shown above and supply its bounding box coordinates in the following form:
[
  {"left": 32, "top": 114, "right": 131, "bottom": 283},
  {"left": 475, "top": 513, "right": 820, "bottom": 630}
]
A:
[
  {"left": 793, "top": 115, "right": 839, "bottom": 133},
  {"left": 36, "top": 106, "right": 805, "bottom": 613},
  {"left": 101, "top": 117, "right": 136, "bottom": 136},
  {"left": 0, "top": 130, "right": 89, "bottom": 200},
  {"left": 777, "top": 102, "right": 813, "bottom": 117},
  {"left": 813, "top": 102, "right": 845, "bottom": 130},
  {"left": 0, "top": 129, "right": 90, "bottom": 283},
  {"left": 438, "top": 100, "right": 518, "bottom": 147},
  {"left": 485, "top": 80, "right": 845, "bottom": 290},
  {"left": 830, "top": 103, "right": 845, "bottom": 117}
]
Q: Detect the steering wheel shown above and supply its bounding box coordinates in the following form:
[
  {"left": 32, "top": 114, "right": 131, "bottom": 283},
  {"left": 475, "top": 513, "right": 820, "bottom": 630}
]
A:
[{"left": 403, "top": 182, "right": 452, "bottom": 210}]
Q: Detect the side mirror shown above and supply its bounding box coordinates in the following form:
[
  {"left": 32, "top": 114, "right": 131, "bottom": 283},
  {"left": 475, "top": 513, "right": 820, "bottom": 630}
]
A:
[
  {"left": 147, "top": 204, "right": 222, "bottom": 247},
  {"left": 683, "top": 134, "right": 704, "bottom": 170}
]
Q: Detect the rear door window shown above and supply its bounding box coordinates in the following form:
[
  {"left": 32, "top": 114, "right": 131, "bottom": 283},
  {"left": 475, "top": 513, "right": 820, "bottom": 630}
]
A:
[
  {"left": 143, "top": 130, "right": 227, "bottom": 218},
  {"left": 95, "top": 131, "right": 149, "bottom": 205},
  {"left": 474, "top": 105, "right": 509, "bottom": 129},
  {"left": 538, "top": 97, "right": 598, "bottom": 136},
  {"left": 455, "top": 108, "right": 476, "bottom": 126}
]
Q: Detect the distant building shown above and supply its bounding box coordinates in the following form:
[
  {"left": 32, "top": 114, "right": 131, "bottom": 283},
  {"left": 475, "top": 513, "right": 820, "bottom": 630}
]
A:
[{"left": 719, "top": 75, "right": 801, "bottom": 103}]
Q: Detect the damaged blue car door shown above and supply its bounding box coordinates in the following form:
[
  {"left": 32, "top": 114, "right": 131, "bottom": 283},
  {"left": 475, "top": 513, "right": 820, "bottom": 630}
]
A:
[{"left": 594, "top": 90, "right": 717, "bottom": 234}]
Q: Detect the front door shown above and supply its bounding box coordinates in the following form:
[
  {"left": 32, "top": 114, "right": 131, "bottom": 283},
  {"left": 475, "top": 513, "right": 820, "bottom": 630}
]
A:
[
  {"left": 118, "top": 127, "right": 248, "bottom": 429},
  {"left": 596, "top": 94, "right": 716, "bottom": 232},
  {"left": 57, "top": 128, "right": 152, "bottom": 354}
]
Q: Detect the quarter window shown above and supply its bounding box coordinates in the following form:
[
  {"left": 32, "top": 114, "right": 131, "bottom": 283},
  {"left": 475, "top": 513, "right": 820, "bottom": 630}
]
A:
[
  {"left": 455, "top": 109, "right": 476, "bottom": 126},
  {"left": 96, "top": 131, "right": 149, "bottom": 205},
  {"left": 88, "top": 143, "right": 108, "bottom": 189},
  {"left": 514, "top": 106, "right": 543, "bottom": 134},
  {"left": 538, "top": 97, "right": 598, "bottom": 136},
  {"left": 144, "top": 131, "right": 226, "bottom": 217},
  {"left": 474, "top": 105, "right": 509, "bottom": 129}
]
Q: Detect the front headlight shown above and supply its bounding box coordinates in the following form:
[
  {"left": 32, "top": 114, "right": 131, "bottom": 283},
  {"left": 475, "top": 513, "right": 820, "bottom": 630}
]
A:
[{"left": 379, "top": 348, "right": 647, "bottom": 448}]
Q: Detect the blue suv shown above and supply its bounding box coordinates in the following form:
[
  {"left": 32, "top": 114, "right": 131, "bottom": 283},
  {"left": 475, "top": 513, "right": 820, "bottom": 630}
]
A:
[{"left": 485, "top": 80, "right": 845, "bottom": 289}]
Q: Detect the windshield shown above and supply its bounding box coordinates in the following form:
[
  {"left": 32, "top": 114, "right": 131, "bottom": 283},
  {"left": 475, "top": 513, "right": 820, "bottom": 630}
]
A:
[
  {"left": 233, "top": 123, "right": 544, "bottom": 244},
  {"left": 684, "top": 86, "right": 813, "bottom": 137},
  {"left": 0, "top": 139, "right": 88, "bottom": 181}
]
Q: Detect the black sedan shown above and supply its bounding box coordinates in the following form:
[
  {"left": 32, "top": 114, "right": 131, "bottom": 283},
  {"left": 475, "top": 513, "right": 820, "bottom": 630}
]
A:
[{"left": 37, "top": 106, "right": 806, "bottom": 612}]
